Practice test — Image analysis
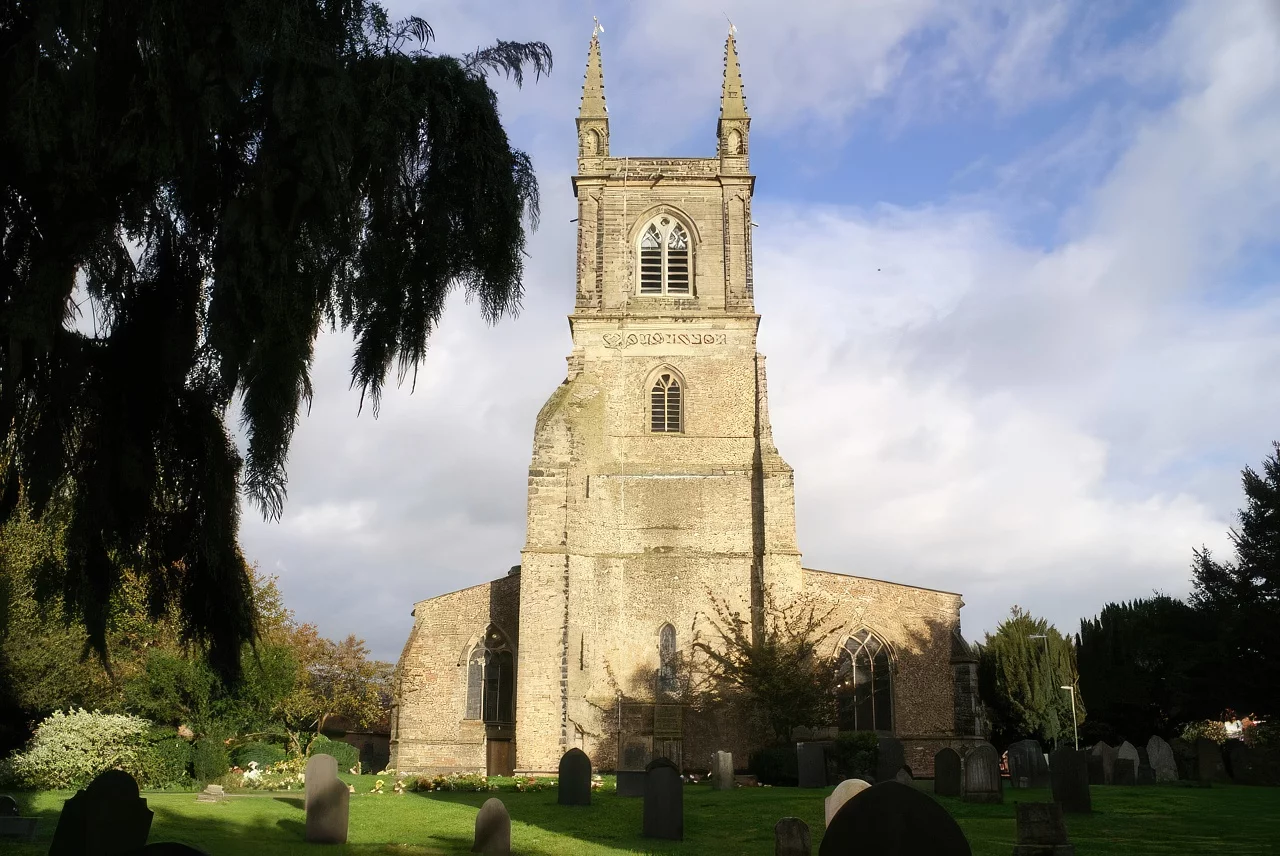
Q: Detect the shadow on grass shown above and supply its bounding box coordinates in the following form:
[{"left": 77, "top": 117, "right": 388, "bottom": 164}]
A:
[{"left": 272, "top": 796, "right": 303, "bottom": 810}]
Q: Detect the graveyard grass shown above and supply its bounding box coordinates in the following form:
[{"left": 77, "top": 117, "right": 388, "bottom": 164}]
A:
[{"left": 6, "top": 775, "right": 1280, "bottom": 855}]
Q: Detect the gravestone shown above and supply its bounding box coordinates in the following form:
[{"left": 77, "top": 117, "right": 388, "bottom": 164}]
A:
[
  {"left": 1048, "top": 749, "right": 1091, "bottom": 814},
  {"left": 471, "top": 798, "right": 511, "bottom": 855},
  {"left": 775, "top": 817, "right": 811, "bottom": 856},
  {"left": 934, "top": 748, "right": 962, "bottom": 796},
  {"left": 0, "top": 796, "right": 15, "bottom": 815},
  {"left": 195, "top": 784, "right": 228, "bottom": 804},
  {"left": 876, "top": 737, "right": 906, "bottom": 785},
  {"left": 824, "top": 778, "right": 871, "bottom": 827},
  {"left": 1135, "top": 747, "right": 1156, "bottom": 785},
  {"left": 961, "top": 743, "right": 1003, "bottom": 804},
  {"left": 1008, "top": 740, "right": 1051, "bottom": 788},
  {"left": 1229, "top": 745, "right": 1280, "bottom": 786},
  {"left": 1090, "top": 742, "right": 1117, "bottom": 784},
  {"left": 797, "top": 743, "right": 827, "bottom": 788},
  {"left": 1195, "top": 738, "right": 1228, "bottom": 783},
  {"left": 819, "top": 780, "right": 971, "bottom": 856},
  {"left": 712, "top": 750, "right": 734, "bottom": 791},
  {"left": 1170, "top": 737, "right": 1197, "bottom": 781},
  {"left": 1113, "top": 758, "right": 1136, "bottom": 786},
  {"left": 894, "top": 767, "right": 914, "bottom": 785},
  {"left": 557, "top": 748, "right": 592, "bottom": 806},
  {"left": 1086, "top": 752, "right": 1104, "bottom": 786},
  {"left": 304, "top": 753, "right": 349, "bottom": 844},
  {"left": 48, "top": 769, "right": 154, "bottom": 856},
  {"left": 1146, "top": 736, "right": 1178, "bottom": 783},
  {"left": 1012, "top": 801, "right": 1074, "bottom": 855},
  {"left": 1116, "top": 741, "right": 1140, "bottom": 781},
  {"left": 0, "top": 795, "right": 36, "bottom": 843},
  {"left": 642, "top": 757, "right": 683, "bottom": 841}
]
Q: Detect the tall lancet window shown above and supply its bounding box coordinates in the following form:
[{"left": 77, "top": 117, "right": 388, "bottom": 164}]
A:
[
  {"left": 836, "top": 629, "right": 894, "bottom": 733},
  {"left": 465, "top": 627, "right": 515, "bottom": 724},
  {"left": 650, "top": 372, "right": 682, "bottom": 433},
  {"left": 638, "top": 217, "right": 691, "bottom": 295},
  {"left": 658, "top": 623, "right": 677, "bottom": 694}
]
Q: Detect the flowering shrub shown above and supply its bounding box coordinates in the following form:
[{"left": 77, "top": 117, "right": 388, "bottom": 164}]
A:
[
  {"left": 236, "top": 756, "right": 308, "bottom": 791},
  {"left": 2, "top": 709, "right": 154, "bottom": 790},
  {"left": 407, "top": 772, "right": 495, "bottom": 792},
  {"left": 512, "top": 775, "right": 557, "bottom": 792},
  {"left": 1181, "top": 720, "right": 1229, "bottom": 745}
]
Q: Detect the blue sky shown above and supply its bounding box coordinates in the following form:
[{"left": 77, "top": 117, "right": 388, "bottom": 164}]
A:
[{"left": 236, "top": 0, "right": 1280, "bottom": 662}]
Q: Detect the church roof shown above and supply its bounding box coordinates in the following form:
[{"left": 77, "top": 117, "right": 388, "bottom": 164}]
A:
[{"left": 801, "top": 566, "right": 964, "bottom": 598}]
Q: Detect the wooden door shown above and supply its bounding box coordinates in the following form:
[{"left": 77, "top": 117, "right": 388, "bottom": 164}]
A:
[{"left": 487, "top": 739, "right": 514, "bottom": 777}]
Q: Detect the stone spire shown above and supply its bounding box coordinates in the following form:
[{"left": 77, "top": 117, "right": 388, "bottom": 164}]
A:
[
  {"left": 577, "top": 23, "right": 609, "bottom": 158},
  {"left": 720, "top": 29, "right": 749, "bottom": 120}
]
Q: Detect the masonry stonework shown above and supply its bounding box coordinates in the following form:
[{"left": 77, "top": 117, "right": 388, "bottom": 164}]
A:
[{"left": 390, "top": 31, "right": 980, "bottom": 779}]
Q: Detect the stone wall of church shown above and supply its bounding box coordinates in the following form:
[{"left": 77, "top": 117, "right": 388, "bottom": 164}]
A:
[{"left": 389, "top": 574, "right": 520, "bottom": 774}]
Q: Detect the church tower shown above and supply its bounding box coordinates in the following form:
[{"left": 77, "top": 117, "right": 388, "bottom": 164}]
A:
[{"left": 514, "top": 28, "right": 802, "bottom": 773}]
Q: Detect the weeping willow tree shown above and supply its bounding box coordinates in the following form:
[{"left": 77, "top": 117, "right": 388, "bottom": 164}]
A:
[
  {"left": 0, "top": 1, "right": 550, "bottom": 678},
  {"left": 977, "top": 607, "right": 1084, "bottom": 748}
]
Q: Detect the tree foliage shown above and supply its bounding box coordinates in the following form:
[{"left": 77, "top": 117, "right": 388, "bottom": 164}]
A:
[
  {"left": 0, "top": 0, "right": 550, "bottom": 678},
  {"left": 977, "top": 607, "right": 1083, "bottom": 748}
]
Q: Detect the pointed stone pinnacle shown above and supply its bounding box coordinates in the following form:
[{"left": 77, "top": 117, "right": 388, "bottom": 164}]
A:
[
  {"left": 579, "top": 32, "right": 607, "bottom": 119},
  {"left": 721, "top": 32, "right": 748, "bottom": 120}
]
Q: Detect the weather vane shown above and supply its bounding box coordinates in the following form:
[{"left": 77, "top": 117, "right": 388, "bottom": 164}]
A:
[
  {"left": 593, "top": 16, "right": 604, "bottom": 37},
  {"left": 725, "top": 14, "right": 736, "bottom": 36}
]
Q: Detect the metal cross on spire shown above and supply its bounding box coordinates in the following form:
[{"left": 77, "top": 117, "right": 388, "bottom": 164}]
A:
[{"left": 593, "top": 16, "right": 604, "bottom": 37}]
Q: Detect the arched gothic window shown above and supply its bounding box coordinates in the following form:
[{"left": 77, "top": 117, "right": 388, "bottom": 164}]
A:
[
  {"left": 465, "top": 627, "right": 515, "bottom": 724},
  {"left": 638, "top": 216, "right": 691, "bottom": 295},
  {"left": 650, "top": 372, "right": 682, "bottom": 433},
  {"left": 657, "top": 623, "right": 677, "bottom": 694},
  {"left": 836, "top": 629, "right": 893, "bottom": 732}
]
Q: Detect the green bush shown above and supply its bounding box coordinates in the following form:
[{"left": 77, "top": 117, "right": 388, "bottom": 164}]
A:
[
  {"left": 308, "top": 735, "right": 359, "bottom": 772},
  {"left": 232, "top": 740, "right": 287, "bottom": 770},
  {"left": 3, "top": 709, "right": 154, "bottom": 790},
  {"left": 135, "top": 735, "right": 193, "bottom": 789},
  {"left": 1181, "top": 720, "right": 1229, "bottom": 744},
  {"left": 829, "top": 731, "right": 879, "bottom": 780},
  {"left": 748, "top": 745, "right": 798, "bottom": 786},
  {"left": 191, "top": 737, "right": 231, "bottom": 783},
  {"left": 408, "top": 772, "right": 494, "bottom": 792}
]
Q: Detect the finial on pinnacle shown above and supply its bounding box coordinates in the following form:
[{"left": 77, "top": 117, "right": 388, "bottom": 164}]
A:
[{"left": 593, "top": 16, "right": 604, "bottom": 37}]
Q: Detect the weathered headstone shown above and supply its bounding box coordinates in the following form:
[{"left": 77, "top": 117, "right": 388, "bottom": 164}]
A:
[
  {"left": 1195, "top": 738, "right": 1228, "bottom": 783},
  {"left": 0, "top": 796, "right": 16, "bottom": 816},
  {"left": 642, "top": 757, "right": 683, "bottom": 841},
  {"left": 935, "top": 748, "right": 962, "bottom": 797},
  {"left": 1090, "top": 742, "right": 1117, "bottom": 784},
  {"left": 1228, "top": 745, "right": 1280, "bottom": 786},
  {"left": 894, "top": 767, "right": 914, "bottom": 785},
  {"left": 48, "top": 769, "right": 154, "bottom": 856},
  {"left": 876, "top": 737, "right": 906, "bottom": 785},
  {"left": 819, "top": 780, "right": 971, "bottom": 856},
  {"left": 304, "top": 753, "right": 349, "bottom": 844},
  {"left": 1135, "top": 747, "right": 1156, "bottom": 785},
  {"left": 775, "top": 817, "right": 811, "bottom": 856},
  {"left": 1012, "top": 801, "right": 1074, "bottom": 855},
  {"left": 557, "top": 748, "right": 591, "bottom": 806},
  {"left": 712, "top": 750, "right": 734, "bottom": 791},
  {"left": 1048, "top": 749, "right": 1091, "bottom": 814},
  {"left": 1008, "top": 740, "right": 1051, "bottom": 788},
  {"left": 0, "top": 795, "right": 36, "bottom": 843},
  {"left": 1170, "top": 737, "right": 1197, "bottom": 781},
  {"left": 471, "top": 798, "right": 511, "bottom": 855},
  {"left": 195, "top": 784, "right": 228, "bottom": 804},
  {"left": 1113, "top": 758, "right": 1136, "bottom": 786},
  {"left": 824, "top": 778, "right": 871, "bottom": 827},
  {"left": 797, "top": 742, "right": 827, "bottom": 788},
  {"left": 1116, "top": 741, "right": 1140, "bottom": 782},
  {"left": 1146, "top": 736, "right": 1178, "bottom": 783},
  {"left": 961, "top": 743, "right": 1003, "bottom": 804}
]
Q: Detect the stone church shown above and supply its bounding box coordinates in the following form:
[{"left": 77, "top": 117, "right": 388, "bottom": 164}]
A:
[{"left": 390, "top": 31, "right": 984, "bottom": 778}]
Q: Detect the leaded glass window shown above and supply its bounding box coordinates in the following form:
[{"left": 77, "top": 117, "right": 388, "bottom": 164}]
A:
[
  {"left": 650, "top": 373, "right": 682, "bottom": 433},
  {"left": 465, "top": 627, "right": 515, "bottom": 724},
  {"left": 637, "top": 217, "right": 691, "bottom": 295},
  {"left": 657, "top": 623, "right": 677, "bottom": 694},
  {"left": 836, "top": 629, "right": 893, "bottom": 732}
]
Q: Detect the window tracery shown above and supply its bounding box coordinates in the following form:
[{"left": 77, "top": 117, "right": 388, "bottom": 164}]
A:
[
  {"left": 638, "top": 216, "right": 691, "bottom": 295},
  {"left": 465, "top": 627, "right": 515, "bottom": 724},
  {"left": 836, "top": 629, "right": 893, "bottom": 732},
  {"left": 650, "top": 372, "right": 683, "bottom": 433}
]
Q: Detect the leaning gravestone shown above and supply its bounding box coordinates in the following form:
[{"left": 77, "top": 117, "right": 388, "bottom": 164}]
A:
[
  {"left": 876, "top": 737, "right": 906, "bottom": 785},
  {"left": 48, "top": 769, "right": 154, "bottom": 856},
  {"left": 471, "top": 797, "right": 511, "bottom": 855},
  {"left": 304, "top": 754, "right": 349, "bottom": 844},
  {"left": 712, "top": 750, "right": 734, "bottom": 791},
  {"left": 1012, "top": 801, "right": 1074, "bottom": 855},
  {"left": 1090, "top": 742, "right": 1117, "bottom": 784},
  {"left": 775, "top": 817, "right": 811, "bottom": 856},
  {"left": 642, "top": 757, "right": 683, "bottom": 841},
  {"left": 797, "top": 743, "right": 827, "bottom": 788},
  {"left": 1135, "top": 747, "right": 1156, "bottom": 785},
  {"left": 820, "top": 780, "right": 971, "bottom": 856},
  {"left": 1195, "top": 738, "right": 1228, "bottom": 783},
  {"left": 1007, "top": 740, "right": 1051, "bottom": 788},
  {"left": 1113, "top": 758, "right": 1136, "bottom": 786},
  {"left": 557, "top": 748, "right": 592, "bottom": 806},
  {"left": 1116, "top": 741, "right": 1140, "bottom": 779},
  {"left": 1146, "top": 736, "right": 1178, "bottom": 783},
  {"left": 962, "top": 743, "right": 1003, "bottom": 804},
  {"left": 824, "top": 778, "right": 871, "bottom": 828},
  {"left": 1049, "top": 749, "right": 1091, "bottom": 814},
  {"left": 935, "top": 748, "right": 962, "bottom": 797}
]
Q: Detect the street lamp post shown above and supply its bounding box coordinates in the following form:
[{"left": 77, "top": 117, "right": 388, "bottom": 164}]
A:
[{"left": 1061, "top": 686, "right": 1079, "bottom": 750}]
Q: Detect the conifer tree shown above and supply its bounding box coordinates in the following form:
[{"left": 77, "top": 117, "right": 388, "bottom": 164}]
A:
[
  {"left": 977, "top": 607, "right": 1083, "bottom": 747},
  {"left": 0, "top": 1, "right": 550, "bottom": 677}
]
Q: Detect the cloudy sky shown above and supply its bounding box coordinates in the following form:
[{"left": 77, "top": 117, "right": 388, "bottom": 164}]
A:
[{"left": 238, "top": 0, "right": 1280, "bottom": 663}]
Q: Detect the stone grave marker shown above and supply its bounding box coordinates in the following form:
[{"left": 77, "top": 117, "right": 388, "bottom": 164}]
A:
[
  {"left": 1135, "top": 747, "right": 1156, "bottom": 785},
  {"left": 0, "top": 796, "right": 15, "bottom": 815},
  {"left": 797, "top": 742, "right": 827, "bottom": 788},
  {"left": 712, "top": 750, "right": 734, "bottom": 791},
  {"left": 819, "top": 780, "right": 971, "bottom": 856},
  {"left": 304, "top": 753, "right": 349, "bottom": 844},
  {"left": 0, "top": 794, "right": 37, "bottom": 843},
  {"left": 1229, "top": 745, "right": 1280, "bottom": 786},
  {"left": 876, "top": 736, "right": 906, "bottom": 785},
  {"left": 1086, "top": 752, "right": 1104, "bottom": 785},
  {"left": 894, "top": 767, "right": 914, "bottom": 785},
  {"left": 1113, "top": 758, "right": 1136, "bottom": 786},
  {"left": 1170, "top": 737, "right": 1197, "bottom": 781},
  {"left": 642, "top": 757, "right": 683, "bottom": 841},
  {"left": 1146, "top": 736, "right": 1178, "bottom": 783},
  {"left": 48, "top": 769, "right": 153, "bottom": 856},
  {"left": 1195, "top": 738, "right": 1228, "bottom": 783},
  {"left": 557, "top": 748, "right": 592, "bottom": 806},
  {"left": 1048, "top": 748, "right": 1091, "bottom": 814},
  {"left": 775, "top": 817, "right": 811, "bottom": 856},
  {"left": 824, "top": 778, "right": 870, "bottom": 827},
  {"left": 471, "top": 798, "right": 511, "bottom": 855},
  {"left": 1117, "top": 741, "right": 1140, "bottom": 777},
  {"left": 1090, "top": 742, "right": 1117, "bottom": 784},
  {"left": 1008, "top": 740, "right": 1051, "bottom": 788},
  {"left": 961, "top": 743, "right": 1003, "bottom": 804},
  {"left": 935, "top": 747, "right": 962, "bottom": 796},
  {"left": 1012, "top": 801, "right": 1074, "bottom": 855},
  {"left": 195, "top": 784, "right": 228, "bottom": 804}
]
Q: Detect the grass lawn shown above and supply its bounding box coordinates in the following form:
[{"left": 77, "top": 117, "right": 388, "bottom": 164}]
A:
[{"left": 6, "top": 776, "right": 1280, "bottom": 855}]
